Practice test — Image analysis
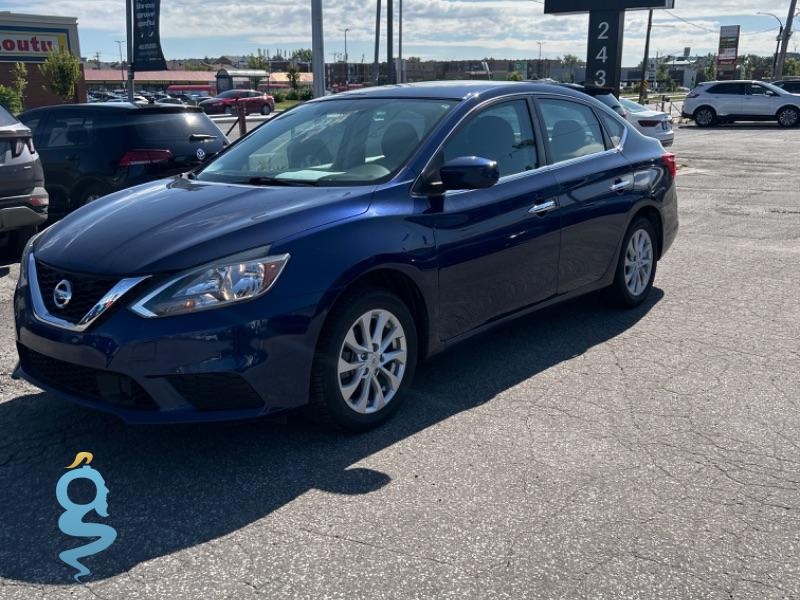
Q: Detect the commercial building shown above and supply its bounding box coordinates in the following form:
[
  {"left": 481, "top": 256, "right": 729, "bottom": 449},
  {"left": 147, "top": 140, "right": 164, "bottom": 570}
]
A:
[{"left": 0, "top": 11, "right": 86, "bottom": 108}]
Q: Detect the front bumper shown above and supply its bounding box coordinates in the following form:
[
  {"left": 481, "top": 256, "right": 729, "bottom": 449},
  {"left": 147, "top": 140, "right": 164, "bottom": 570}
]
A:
[{"left": 14, "top": 276, "right": 325, "bottom": 423}]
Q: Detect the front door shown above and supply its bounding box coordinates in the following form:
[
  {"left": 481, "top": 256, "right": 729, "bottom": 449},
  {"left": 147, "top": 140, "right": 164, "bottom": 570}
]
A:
[
  {"left": 744, "top": 82, "right": 779, "bottom": 117},
  {"left": 432, "top": 98, "right": 562, "bottom": 340}
]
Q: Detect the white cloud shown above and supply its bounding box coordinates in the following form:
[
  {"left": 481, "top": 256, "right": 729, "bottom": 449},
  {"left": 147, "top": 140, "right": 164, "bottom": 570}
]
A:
[{"left": 4, "top": 0, "right": 793, "bottom": 62}]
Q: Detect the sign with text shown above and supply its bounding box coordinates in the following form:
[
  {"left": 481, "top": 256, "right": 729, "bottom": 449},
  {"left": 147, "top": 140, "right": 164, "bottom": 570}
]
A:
[
  {"left": 544, "top": 0, "right": 673, "bottom": 14},
  {"left": 0, "top": 26, "right": 70, "bottom": 63},
  {"left": 586, "top": 11, "right": 625, "bottom": 91},
  {"left": 716, "top": 25, "right": 740, "bottom": 80},
  {"left": 133, "top": 0, "right": 167, "bottom": 71}
]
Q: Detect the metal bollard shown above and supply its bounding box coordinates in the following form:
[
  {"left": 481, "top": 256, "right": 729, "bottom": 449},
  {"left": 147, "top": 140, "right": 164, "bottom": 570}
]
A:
[{"left": 238, "top": 101, "right": 247, "bottom": 138}]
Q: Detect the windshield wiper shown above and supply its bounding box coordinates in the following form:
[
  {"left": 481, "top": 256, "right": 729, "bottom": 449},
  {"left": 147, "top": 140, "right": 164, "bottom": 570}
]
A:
[{"left": 241, "top": 176, "right": 319, "bottom": 187}]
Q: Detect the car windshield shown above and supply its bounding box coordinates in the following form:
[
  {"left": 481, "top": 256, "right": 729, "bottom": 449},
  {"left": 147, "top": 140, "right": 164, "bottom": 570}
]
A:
[
  {"left": 197, "top": 97, "right": 457, "bottom": 186},
  {"left": 619, "top": 98, "right": 648, "bottom": 113}
]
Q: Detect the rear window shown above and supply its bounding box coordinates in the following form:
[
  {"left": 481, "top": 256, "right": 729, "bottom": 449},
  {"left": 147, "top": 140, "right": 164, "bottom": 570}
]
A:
[
  {"left": 131, "top": 111, "right": 222, "bottom": 142},
  {"left": 0, "top": 105, "right": 18, "bottom": 126}
]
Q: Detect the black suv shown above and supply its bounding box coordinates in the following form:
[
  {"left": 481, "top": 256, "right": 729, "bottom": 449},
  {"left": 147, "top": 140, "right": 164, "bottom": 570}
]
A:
[
  {"left": 0, "top": 104, "right": 48, "bottom": 252},
  {"left": 772, "top": 79, "right": 800, "bottom": 94},
  {"left": 18, "top": 104, "right": 226, "bottom": 219}
]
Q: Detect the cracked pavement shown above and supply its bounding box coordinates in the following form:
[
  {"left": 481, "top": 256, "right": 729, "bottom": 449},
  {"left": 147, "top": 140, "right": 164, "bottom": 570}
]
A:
[{"left": 0, "top": 122, "right": 798, "bottom": 599}]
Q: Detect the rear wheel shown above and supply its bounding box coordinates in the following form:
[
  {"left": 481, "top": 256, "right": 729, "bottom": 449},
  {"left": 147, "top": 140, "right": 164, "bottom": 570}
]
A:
[
  {"left": 777, "top": 106, "right": 799, "bottom": 128},
  {"left": 260, "top": 103, "right": 272, "bottom": 115},
  {"left": 308, "top": 288, "right": 417, "bottom": 431},
  {"left": 75, "top": 183, "right": 112, "bottom": 208},
  {"left": 694, "top": 106, "right": 717, "bottom": 127},
  {"left": 606, "top": 217, "right": 658, "bottom": 308}
]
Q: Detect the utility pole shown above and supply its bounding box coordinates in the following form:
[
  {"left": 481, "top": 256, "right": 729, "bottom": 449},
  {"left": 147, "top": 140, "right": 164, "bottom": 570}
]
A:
[
  {"left": 125, "top": 0, "right": 134, "bottom": 101},
  {"left": 115, "top": 40, "right": 126, "bottom": 89},
  {"left": 373, "top": 0, "right": 382, "bottom": 83},
  {"left": 537, "top": 41, "right": 544, "bottom": 78},
  {"left": 639, "top": 9, "right": 653, "bottom": 104},
  {"left": 775, "top": 0, "right": 798, "bottom": 79},
  {"left": 344, "top": 28, "right": 350, "bottom": 86},
  {"left": 311, "top": 0, "right": 326, "bottom": 97},
  {"left": 387, "top": 0, "right": 395, "bottom": 83},
  {"left": 398, "top": 0, "right": 403, "bottom": 83}
]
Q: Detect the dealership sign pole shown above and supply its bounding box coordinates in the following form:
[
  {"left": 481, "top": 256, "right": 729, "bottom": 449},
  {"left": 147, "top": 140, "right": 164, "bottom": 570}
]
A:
[
  {"left": 126, "top": 0, "right": 169, "bottom": 101},
  {"left": 715, "top": 25, "right": 740, "bottom": 80},
  {"left": 544, "top": 0, "right": 674, "bottom": 96}
]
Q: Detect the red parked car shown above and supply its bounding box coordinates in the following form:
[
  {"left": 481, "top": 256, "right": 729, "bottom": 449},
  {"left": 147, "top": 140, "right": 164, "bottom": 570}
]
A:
[{"left": 199, "top": 89, "right": 275, "bottom": 116}]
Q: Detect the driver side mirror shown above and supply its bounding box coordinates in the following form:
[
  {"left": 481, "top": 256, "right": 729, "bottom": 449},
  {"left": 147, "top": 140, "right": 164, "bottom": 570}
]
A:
[{"left": 439, "top": 156, "right": 500, "bottom": 191}]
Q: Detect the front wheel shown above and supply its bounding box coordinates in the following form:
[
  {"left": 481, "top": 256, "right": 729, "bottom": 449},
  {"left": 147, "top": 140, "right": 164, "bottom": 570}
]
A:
[
  {"left": 308, "top": 288, "right": 417, "bottom": 431},
  {"left": 260, "top": 103, "right": 272, "bottom": 115},
  {"left": 694, "top": 107, "right": 717, "bottom": 127},
  {"left": 777, "top": 106, "right": 799, "bottom": 128},
  {"left": 606, "top": 218, "right": 658, "bottom": 308}
]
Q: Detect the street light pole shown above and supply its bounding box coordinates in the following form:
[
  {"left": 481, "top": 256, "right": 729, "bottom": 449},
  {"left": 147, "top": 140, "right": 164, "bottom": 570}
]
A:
[
  {"left": 537, "top": 41, "right": 544, "bottom": 78},
  {"left": 373, "top": 0, "right": 382, "bottom": 83},
  {"left": 759, "top": 12, "right": 785, "bottom": 77},
  {"left": 311, "top": 0, "right": 326, "bottom": 97},
  {"left": 398, "top": 0, "right": 403, "bottom": 83},
  {"left": 387, "top": 0, "right": 395, "bottom": 83}
]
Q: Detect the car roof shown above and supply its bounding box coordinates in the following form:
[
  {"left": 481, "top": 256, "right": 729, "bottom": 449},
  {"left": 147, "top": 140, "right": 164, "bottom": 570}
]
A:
[
  {"left": 319, "top": 80, "right": 594, "bottom": 102},
  {"left": 20, "top": 103, "right": 204, "bottom": 117}
]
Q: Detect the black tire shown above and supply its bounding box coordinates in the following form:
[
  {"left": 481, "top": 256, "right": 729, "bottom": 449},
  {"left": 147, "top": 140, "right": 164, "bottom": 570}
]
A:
[
  {"left": 75, "top": 183, "right": 112, "bottom": 208},
  {"left": 693, "top": 106, "right": 717, "bottom": 128},
  {"left": 777, "top": 106, "right": 799, "bottom": 128},
  {"left": 606, "top": 217, "right": 659, "bottom": 308},
  {"left": 260, "top": 103, "right": 272, "bottom": 116},
  {"left": 308, "top": 287, "right": 418, "bottom": 432}
]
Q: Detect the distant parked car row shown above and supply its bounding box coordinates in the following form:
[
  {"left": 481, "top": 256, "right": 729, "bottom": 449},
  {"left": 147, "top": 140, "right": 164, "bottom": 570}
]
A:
[{"left": 198, "top": 89, "right": 275, "bottom": 115}]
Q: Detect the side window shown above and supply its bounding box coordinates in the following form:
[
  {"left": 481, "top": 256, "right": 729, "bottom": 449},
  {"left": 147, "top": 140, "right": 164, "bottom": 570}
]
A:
[
  {"left": 708, "top": 83, "right": 746, "bottom": 95},
  {"left": 42, "top": 115, "right": 93, "bottom": 148},
  {"left": 442, "top": 99, "right": 537, "bottom": 178},
  {"left": 749, "top": 84, "right": 769, "bottom": 96},
  {"left": 597, "top": 111, "right": 625, "bottom": 147},
  {"left": 538, "top": 99, "right": 606, "bottom": 164}
]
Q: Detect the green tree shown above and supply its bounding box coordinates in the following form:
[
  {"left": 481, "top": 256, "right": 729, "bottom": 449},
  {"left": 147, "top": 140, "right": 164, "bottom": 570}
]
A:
[
  {"left": 507, "top": 70, "right": 522, "bottom": 81},
  {"left": 784, "top": 58, "right": 800, "bottom": 76},
  {"left": 703, "top": 54, "right": 717, "bottom": 82},
  {"left": 39, "top": 47, "right": 81, "bottom": 101},
  {"left": 291, "top": 48, "right": 312, "bottom": 62},
  {"left": 561, "top": 53, "right": 580, "bottom": 83},
  {"left": 286, "top": 66, "right": 300, "bottom": 90},
  {"left": 0, "top": 86, "right": 23, "bottom": 114},
  {"left": 0, "top": 62, "right": 29, "bottom": 113},
  {"left": 246, "top": 49, "right": 268, "bottom": 70}
]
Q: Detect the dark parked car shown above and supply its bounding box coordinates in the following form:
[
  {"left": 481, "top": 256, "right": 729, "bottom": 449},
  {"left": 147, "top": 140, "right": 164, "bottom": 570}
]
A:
[
  {"left": 557, "top": 83, "right": 628, "bottom": 118},
  {"left": 772, "top": 79, "right": 800, "bottom": 94},
  {"left": 14, "top": 81, "right": 678, "bottom": 431},
  {"left": 18, "top": 104, "right": 226, "bottom": 219},
  {"left": 199, "top": 89, "right": 275, "bottom": 115},
  {"left": 0, "top": 104, "right": 48, "bottom": 252}
]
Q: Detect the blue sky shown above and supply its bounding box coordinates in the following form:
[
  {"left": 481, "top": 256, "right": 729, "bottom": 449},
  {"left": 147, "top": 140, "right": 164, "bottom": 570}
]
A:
[{"left": 5, "top": 1, "right": 797, "bottom": 66}]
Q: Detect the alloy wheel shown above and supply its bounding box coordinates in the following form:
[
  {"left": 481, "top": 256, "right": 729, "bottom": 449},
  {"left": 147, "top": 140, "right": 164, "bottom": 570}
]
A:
[
  {"left": 337, "top": 309, "right": 407, "bottom": 414},
  {"left": 624, "top": 229, "right": 654, "bottom": 297},
  {"left": 695, "top": 109, "right": 714, "bottom": 127},
  {"left": 779, "top": 108, "right": 798, "bottom": 127}
]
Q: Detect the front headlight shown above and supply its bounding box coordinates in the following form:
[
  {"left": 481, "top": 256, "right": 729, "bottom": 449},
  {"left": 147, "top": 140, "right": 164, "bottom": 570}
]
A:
[
  {"left": 130, "top": 252, "right": 290, "bottom": 318},
  {"left": 18, "top": 231, "right": 43, "bottom": 289}
]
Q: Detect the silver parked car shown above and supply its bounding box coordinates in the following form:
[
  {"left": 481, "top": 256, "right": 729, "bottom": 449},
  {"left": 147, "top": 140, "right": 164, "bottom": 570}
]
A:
[
  {"left": 0, "top": 105, "right": 48, "bottom": 253},
  {"left": 619, "top": 98, "right": 674, "bottom": 147}
]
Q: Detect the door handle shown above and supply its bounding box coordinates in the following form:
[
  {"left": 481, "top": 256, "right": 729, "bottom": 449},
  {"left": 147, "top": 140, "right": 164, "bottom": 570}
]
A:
[
  {"left": 610, "top": 175, "right": 633, "bottom": 193},
  {"left": 529, "top": 199, "right": 558, "bottom": 216}
]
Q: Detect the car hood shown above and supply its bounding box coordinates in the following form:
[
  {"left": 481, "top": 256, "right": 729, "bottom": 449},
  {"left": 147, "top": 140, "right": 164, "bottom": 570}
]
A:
[{"left": 34, "top": 177, "right": 372, "bottom": 275}]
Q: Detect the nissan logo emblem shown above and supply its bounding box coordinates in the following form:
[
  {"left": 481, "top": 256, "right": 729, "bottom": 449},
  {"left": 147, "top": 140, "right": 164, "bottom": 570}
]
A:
[{"left": 53, "top": 280, "right": 73, "bottom": 309}]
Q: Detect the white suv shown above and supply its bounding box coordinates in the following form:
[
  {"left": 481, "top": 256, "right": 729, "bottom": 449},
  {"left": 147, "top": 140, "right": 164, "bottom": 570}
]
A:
[{"left": 683, "top": 80, "right": 800, "bottom": 128}]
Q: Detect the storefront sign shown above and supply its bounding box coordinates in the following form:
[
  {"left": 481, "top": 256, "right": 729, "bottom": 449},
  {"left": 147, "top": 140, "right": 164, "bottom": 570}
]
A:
[
  {"left": 0, "top": 26, "right": 71, "bottom": 62},
  {"left": 716, "top": 25, "right": 740, "bottom": 80}
]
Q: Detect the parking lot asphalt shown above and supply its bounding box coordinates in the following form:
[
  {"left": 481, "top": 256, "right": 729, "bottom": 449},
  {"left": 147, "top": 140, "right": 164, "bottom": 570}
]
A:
[{"left": 0, "top": 122, "right": 798, "bottom": 599}]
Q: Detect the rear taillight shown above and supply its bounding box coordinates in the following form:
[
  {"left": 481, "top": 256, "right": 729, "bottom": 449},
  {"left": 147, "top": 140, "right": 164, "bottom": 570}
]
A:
[
  {"left": 119, "top": 149, "right": 173, "bottom": 167},
  {"left": 662, "top": 152, "right": 677, "bottom": 178},
  {"left": 638, "top": 120, "right": 660, "bottom": 127},
  {"left": 30, "top": 190, "right": 49, "bottom": 207},
  {"left": 26, "top": 138, "right": 36, "bottom": 154},
  {"left": 11, "top": 137, "right": 30, "bottom": 157}
]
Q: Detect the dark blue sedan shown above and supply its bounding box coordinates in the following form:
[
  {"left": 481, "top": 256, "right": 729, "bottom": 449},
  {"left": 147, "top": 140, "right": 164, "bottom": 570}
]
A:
[{"left": 14, "top": 81, "right": 678, "bottom": 431}]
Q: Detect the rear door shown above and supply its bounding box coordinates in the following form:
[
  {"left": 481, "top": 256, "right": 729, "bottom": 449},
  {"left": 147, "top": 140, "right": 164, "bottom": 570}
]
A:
[
  {"left": 534, "top": 96, "right": 637, "bottom": 293},
  {"left": 708, "top": 82, "right": 746, "bottom": 116}
]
